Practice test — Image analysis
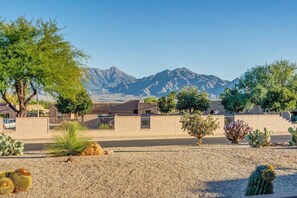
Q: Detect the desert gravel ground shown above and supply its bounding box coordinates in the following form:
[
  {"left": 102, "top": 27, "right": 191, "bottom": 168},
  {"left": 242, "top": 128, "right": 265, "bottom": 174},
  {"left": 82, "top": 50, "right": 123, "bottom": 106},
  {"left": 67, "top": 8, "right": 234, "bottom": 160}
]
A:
[{"left": 1, "top": 144, "right": 297, "bottom": 198}]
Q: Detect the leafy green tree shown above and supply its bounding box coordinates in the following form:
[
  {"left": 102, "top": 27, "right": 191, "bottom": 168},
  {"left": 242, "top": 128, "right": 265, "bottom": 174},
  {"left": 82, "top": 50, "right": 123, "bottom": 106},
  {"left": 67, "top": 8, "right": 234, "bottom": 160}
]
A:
[
  {"left": 180, "top": 112, "right": 220, "bottom": 145},
  {"left": 157, "top": 91, "right": 176, "bottom": 114},
  {"left": 261, "top": 87, "right": 297, "bottom": 112},
  {"left": 144, "top": 96, "right": 157, "bottom": 103},
  {"left": 56, "top": 90, "right": 93, "bottom": 121},
  {"left": 237, "top": 60, "right": 297, "bottom": 112},
  {"left": 220, "top": 87, "right": 253, "bottom": 113},
  {"left": 74, "top": 91, "right": 93, "bottom": 121},
  {"left": 176, "top": 87, "right": 209, "bottom": 113},
  {"left": 0, "top": 17, "right": 87, "bottom": 117}
]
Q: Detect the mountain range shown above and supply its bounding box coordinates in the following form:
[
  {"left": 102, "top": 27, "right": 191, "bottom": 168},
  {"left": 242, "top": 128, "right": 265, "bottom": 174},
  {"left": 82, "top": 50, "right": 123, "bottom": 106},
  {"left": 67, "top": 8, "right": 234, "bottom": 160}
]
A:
[{"left": 85, "top": 66, "right": 238, "bottom": 99}]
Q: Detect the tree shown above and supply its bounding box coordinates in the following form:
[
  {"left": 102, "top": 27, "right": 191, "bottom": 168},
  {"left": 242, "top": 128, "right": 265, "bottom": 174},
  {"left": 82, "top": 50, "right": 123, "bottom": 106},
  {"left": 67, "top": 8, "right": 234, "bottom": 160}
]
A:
[
  {"left": 56, "top": 90, "right": 93, "bottom": 122},
  {"left": 157, "top": 91, "right": 176, "bottom": 114},
  {"left": 144, "top": 96, "right": 157, "bottom": 103},
  {"left": 261, "top": 87, "right": 297, "bottom": 112},
  {"left": 176, "top": 86, "right": 209, "bottom": 113},
  {"left": 0, "top": 17, "right": 87, "bottom": 117},
  {"left": 180, "top": 112, "right": 220, "bottom": 145},
  {"left": 220, "top": 87, "right": 253, "bottom": 113},
  {"left": 237, "top": 60, "right": 297, "bottom": 112}
]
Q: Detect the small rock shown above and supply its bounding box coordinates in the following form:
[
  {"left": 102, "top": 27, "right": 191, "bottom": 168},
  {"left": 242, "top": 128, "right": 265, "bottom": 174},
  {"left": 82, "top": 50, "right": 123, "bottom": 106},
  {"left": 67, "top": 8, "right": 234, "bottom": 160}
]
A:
[
  {"left": 64, "top": 157, "right": 74, "bottom": 163},
  {"left": 104, "top": 150, "right": 114, "bottom": 155}
]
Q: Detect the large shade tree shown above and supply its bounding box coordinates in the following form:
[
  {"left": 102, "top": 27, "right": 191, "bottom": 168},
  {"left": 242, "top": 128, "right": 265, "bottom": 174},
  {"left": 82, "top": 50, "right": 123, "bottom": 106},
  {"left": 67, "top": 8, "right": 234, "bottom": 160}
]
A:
[
  {"left": 220, "top": 87, "right": 253, "bottom": 113},
  {"left": 157, "top": 91, "right": 176, "bottom": 114},
  {"left": 56, "top": 90, "right": 93, "bottom": 122},
  {"left": 222, "top": 60, "right": 297, "bottom": 113},
  {"left": 176, "top": 86, "right": 209, "bottom": 113},
  {"left": 0, "top": 17, "right": 87, "bottom": 116}
]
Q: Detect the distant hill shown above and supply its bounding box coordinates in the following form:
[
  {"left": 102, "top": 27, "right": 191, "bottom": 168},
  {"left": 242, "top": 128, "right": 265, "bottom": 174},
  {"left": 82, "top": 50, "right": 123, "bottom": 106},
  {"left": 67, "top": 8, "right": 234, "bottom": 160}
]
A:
[{"left": 84, "top": 66, "right": 238, "bottom": 99}]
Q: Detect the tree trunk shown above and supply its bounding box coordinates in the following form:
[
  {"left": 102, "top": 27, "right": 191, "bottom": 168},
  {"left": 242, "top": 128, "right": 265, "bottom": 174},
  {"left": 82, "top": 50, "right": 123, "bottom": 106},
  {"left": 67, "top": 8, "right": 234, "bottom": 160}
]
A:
[
  {"left": 81, "top": 115, "right": 84, "bottom": 122},
  {"left": 12, "top": 81, "right": 37, "bottom": 117},
  {"left": 196, "top": 137, "right": 203, "bottom": 146}
]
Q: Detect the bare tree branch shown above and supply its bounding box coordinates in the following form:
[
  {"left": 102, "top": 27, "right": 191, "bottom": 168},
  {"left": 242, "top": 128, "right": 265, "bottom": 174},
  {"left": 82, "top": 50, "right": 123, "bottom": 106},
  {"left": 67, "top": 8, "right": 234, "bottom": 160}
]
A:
[
  {"left": 25, "top": 82, "right": 37, "bottom": 105},
  {"left": 1, "top": 91, "right": 19, "bottom": 113}
]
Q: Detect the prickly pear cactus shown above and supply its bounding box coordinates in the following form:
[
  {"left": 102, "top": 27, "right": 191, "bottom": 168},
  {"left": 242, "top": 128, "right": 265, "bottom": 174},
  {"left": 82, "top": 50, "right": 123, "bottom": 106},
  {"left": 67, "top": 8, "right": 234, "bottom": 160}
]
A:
[
  {"left": 0, "top": 133, "right": 24, "bottom": 156},
  {"left": 0, "top": 177, "right": 15, "bottom": 195},
  {"left": 245, "top": 165, "right": 276, "bottom": 196},
  {"left": 246, "top": 128, "right": 272, "bottom": 148},
  {"left": 9, "top": 168, "right": 32, "bottom": 192},
  {"left": 288, "top": 127, "right": 297, "bottom": 145}
]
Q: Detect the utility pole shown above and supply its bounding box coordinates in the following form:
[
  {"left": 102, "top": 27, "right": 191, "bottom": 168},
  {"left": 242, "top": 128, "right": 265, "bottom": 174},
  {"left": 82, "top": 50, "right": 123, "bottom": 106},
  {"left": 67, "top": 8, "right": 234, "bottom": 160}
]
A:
[{"left": 37, "top": 90, "right": 39, "bottom": 117}]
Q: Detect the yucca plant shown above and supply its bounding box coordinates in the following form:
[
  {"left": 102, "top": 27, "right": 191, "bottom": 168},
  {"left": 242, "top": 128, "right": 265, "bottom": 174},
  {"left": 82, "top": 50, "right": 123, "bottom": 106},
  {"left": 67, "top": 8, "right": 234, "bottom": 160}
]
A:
[{"left": 46, "top": 122, "right": 90, "bottom": 156}]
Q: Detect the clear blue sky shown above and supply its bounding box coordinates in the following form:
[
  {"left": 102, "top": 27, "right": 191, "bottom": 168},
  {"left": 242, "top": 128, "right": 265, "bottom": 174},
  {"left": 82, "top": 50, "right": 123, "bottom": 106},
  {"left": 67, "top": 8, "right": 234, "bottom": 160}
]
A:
[{"left": 1, "top": 0, "right": 297, "bottom": 80}]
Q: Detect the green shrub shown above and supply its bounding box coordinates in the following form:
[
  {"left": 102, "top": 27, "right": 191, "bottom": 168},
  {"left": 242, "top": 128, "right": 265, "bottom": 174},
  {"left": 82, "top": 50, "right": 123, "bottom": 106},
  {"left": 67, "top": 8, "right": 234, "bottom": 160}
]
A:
[
  {"left": 55, "top": 120, "right": 87, "bottom": 131},
  {"left": 98, "top": 124, "right": 111, "bottom": 130},
  {"left": 46, "top": 122, "right": 90, "bottom": 156},
  {"left": 224, "top": 120, "right": 253, "bottom": 144},
  {"left": 245, "top": 165, "right": 276, "bottom": 196},
  {"left": 246, "top": 128, "right": 272, "bottom": 148},
  {"left": 180, "top": 112, "right": 220, "bottom": 145},
  {"left": 0, "top": 133, "right": 24, "bottom": 156},
  {"left": 288, "top": 127, "right": 297, "bottom": 146}
]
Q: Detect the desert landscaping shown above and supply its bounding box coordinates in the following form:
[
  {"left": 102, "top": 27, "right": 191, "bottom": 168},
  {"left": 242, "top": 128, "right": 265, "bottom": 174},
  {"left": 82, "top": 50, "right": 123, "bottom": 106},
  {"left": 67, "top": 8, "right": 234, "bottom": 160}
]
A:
[{"left": 1, "top": 144, "right": 296, "bottom": 198}]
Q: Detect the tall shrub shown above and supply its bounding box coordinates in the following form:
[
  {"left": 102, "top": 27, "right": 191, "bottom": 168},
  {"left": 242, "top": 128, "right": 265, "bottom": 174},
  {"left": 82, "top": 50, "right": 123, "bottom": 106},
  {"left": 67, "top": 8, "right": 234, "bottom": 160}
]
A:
[
  {"left": 180, "top": 112, "right": 220, "bottom": 145},
  {"left": 224, "top": 120, "right": 253, "bottom": 144}
]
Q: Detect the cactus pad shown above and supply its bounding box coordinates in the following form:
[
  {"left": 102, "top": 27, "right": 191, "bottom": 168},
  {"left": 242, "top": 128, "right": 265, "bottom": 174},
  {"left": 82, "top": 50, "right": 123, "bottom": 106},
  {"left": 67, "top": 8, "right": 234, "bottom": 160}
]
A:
[{"left": 0, "top": 177, "right": 15, "bottom": 195}]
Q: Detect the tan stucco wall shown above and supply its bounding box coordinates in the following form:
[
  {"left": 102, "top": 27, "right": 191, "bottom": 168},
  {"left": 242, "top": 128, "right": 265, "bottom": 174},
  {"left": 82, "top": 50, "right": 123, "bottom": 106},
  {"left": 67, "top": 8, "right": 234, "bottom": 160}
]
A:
[
  {"left": 11, "top": 117, "right": 50, "bottom": 139},
  {"left": 114, "top": 116, "right": 141, "bottom": 134},
  {"left": 234, "top": 114, "right": 295, "bottom": 133},
  {"left": 2, "top": 114, "right": 292, "bottom": 140}
]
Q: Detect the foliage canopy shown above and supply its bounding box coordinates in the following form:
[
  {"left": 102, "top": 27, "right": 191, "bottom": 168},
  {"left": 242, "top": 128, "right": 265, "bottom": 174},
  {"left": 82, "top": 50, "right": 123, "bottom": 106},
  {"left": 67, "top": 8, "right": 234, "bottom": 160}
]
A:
[
  {"left": 221, "top": 60, "right": 297, "bottom": 113},
  {"left": 157, "top": 91, "right": 176, "bottom": 114},
  {"left": 176, "top": 86, "right": 209, "bottom": 113},
  {"left": 0, "top": 16, "right": 87, "bottom": 116},
  {"left": 180, "top": 112, "right": 219, "bottom": 145},
  {"left": 56, "top": 90, "right": 93, "bottom": 121}
]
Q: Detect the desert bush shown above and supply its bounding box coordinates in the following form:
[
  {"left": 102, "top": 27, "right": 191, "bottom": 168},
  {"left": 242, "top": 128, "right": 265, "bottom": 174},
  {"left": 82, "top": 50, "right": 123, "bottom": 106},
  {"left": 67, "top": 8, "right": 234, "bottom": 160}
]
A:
[
  {"left": 180, "top": 112, "right": 220, "bottom": 145},
  {"left": 245, "top": 164, "right": 276, "bottom": 196},
  {"left": 224, "top": 120, "right": 252, "bottom": 144},
  {"left": 288, "top": 127, "right": 297, "bottom": 146},
  {"left": 246, "top": 128, "right": 272, "bottom": 148},
  {"left": 0, "top": 134, "right": 24, "bottom": 156},
  {"left": 46, "top": 122, "right": 90, "bottom": 156},
  {"left": 55, "top": 120, "right": 87, "bottom": 131},
  {"left": 99, "top": 124, "right": 112, "bottom": 130}
]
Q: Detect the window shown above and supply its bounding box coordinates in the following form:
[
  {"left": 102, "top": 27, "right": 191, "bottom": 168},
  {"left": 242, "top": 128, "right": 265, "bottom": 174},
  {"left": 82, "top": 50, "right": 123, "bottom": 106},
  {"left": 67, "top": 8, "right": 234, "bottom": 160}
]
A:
[
  {"left": 141, "top": 116, "right": 150, "bottom": 129},
  {"left": 133, "top": 110, "right": 138, "bottom": 114}
]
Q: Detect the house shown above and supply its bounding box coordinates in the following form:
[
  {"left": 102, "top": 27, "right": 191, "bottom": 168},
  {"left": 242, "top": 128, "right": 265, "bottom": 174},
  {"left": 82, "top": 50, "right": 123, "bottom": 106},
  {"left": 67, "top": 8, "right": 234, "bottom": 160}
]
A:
[
  {"left": 49, "top": 99, "right": 159, "bottom": 119},
  {"left": 0, "top": 103, "right": 16, "bottom": 118}
]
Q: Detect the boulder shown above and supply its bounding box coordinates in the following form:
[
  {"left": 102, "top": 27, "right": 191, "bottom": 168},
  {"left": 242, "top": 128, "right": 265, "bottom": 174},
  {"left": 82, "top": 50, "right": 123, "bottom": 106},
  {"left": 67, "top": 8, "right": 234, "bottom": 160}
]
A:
[{"left": 80, "top": 142, "right": 104, "bottom": 156}]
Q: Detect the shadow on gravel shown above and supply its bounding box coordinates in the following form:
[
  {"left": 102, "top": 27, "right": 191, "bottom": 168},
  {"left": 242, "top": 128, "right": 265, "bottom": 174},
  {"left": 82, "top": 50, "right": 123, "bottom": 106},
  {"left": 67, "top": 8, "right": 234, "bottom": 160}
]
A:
[{"left": 193, "top": 174, "right": 297, "bottom": 198}]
